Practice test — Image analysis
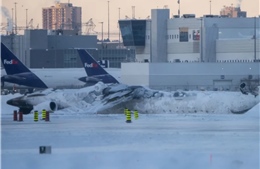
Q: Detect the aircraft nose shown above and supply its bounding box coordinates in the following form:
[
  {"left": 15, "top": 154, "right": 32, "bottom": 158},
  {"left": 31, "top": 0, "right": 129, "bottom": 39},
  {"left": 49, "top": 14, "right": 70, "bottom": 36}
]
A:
[
  {"left": 6, "top": 97, "right": 22, "bottom": 106},
  {"left": 6, "top": 99, "right": 13, "bottom": 105},
  {"left": 78, "top": 77, "right": 86, "bottom": 83}
]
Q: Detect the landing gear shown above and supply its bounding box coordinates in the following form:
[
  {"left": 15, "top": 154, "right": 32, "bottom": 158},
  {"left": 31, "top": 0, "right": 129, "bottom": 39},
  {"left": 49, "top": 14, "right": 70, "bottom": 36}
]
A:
[
  {"left": 19, "top": 108, "right": 33, "bottom": 115},
  {"left": 28, "top": 88, "right": 34, "bottom": 93}
]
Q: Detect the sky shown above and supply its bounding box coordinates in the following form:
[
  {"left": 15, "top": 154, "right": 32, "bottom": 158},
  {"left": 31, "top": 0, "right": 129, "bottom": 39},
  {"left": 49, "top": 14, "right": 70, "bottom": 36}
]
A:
[{"left": 1, "top": 0, "right": 259, "bottom": 37}]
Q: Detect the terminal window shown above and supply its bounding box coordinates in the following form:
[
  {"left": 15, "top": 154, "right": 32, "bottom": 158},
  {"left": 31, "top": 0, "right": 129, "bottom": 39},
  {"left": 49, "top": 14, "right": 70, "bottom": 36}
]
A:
[
  {"left": 179, "top": 27, "right": 188, "bottom": 42},
  {"left": 179, "top": 32, "right": 188, "bottom": 42}
]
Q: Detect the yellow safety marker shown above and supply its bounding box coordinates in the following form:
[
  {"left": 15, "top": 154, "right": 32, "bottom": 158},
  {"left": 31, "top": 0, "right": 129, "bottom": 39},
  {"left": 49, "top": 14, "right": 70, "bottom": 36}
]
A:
[
  {"left": 134, "top": 110, "right": 139, "bottom": 120},
  {"left": 124, "top": 108, "right": 128, "bottom": 116},
  {"left": 125, "top": 109, "right": 132, "bottom": 123},
  {"left": 34, "top": 111, "right": 38, "bottom": 122},
  {"left": 42, "top": 109, "right": 46, "bottom": 120}
]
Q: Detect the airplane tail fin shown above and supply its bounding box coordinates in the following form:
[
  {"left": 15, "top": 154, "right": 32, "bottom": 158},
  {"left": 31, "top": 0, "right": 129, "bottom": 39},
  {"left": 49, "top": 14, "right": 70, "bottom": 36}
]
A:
[
  {"left": 1, "top": 43, "right": 31, "bottom": 75},
  {"left": 1, "top": 43, "right": 48, "bottom": 89},
  {"left": 77, "top": 49, "right": 109, "bottom": 76}
]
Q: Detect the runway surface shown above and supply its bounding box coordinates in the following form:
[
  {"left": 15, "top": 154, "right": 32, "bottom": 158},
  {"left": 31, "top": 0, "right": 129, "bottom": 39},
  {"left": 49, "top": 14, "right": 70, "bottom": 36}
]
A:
[{"left": 1, "top": 103, "right": 259, "bottom": 169}]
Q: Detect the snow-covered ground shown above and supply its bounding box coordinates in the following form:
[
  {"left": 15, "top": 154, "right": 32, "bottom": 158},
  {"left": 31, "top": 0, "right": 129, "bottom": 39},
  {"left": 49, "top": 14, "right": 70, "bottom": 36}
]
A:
[{"left": 1, "top": 94, "right": 259, "bottom": 169}]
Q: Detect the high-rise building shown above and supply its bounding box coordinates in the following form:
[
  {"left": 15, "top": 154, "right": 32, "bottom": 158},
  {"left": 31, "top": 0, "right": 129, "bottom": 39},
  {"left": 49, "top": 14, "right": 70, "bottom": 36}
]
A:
[
  {"left": 42, "top": 2, "right": 81, "bottom": 33},
  {"left": 220, "top": 6, "right": 247, "bottom": 18}
]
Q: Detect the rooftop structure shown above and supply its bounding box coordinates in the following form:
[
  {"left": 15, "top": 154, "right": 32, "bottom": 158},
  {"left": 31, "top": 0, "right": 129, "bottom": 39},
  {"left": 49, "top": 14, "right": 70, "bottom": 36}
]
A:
[
  {"left": 42, "top": 2, "right": 82, "bottom": 34},
  {"left": 220, "top": 6, "right": 247, "bottom": 18}
]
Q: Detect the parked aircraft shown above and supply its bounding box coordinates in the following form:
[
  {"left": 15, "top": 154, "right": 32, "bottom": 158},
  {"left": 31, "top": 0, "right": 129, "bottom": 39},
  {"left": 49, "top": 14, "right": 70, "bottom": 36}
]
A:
[
  {"left": 6, "top": 81, "right": 259, "bottom": 114},
  {"left": 1, "top": 43, "right": 120, "bottom": 90},
  {"left": 77, "top": 49, "right": 119, "bottom": 85},
  {"left": 1, "top": 43, "right": 49, "bottom": 91}
]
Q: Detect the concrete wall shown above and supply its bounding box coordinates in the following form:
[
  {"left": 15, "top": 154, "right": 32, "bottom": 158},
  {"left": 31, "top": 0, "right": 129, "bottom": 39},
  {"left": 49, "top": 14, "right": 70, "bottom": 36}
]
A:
[
  {"left": 151, "top": 9, "right": 169, "bottom": 62},
  {"left": 203, "top": 17, "right": 260, "bottom": 62},
  {"left": 47, "top": 35, "right": 97, "bottom": 49},
  {"left": 121, "top": 62, "right": 260, "bottom": 91},
  {"left": 121, "top": 63, "right": 150, "bottom": 86},
  {"left": 24, "top": 29, "right": 48, "bottom": 49},
  {"left": 29, "top": 49, "right": 81, "bottom": 68},
  {"left": 216, "top": 39, "right": 260, "bottom": 61}
]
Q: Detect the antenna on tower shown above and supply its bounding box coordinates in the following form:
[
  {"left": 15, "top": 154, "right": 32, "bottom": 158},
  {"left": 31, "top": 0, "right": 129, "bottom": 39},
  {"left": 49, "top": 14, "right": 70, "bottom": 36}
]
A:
[
  {"left": 14, "top": 2, "right": 17, "bottom": 34},
  {"left": 108, "top": 1, "right": 110, "bottom": 40},
  {"left": 132, "top": 6, "right": 135, "bottom": 19},
  {"left": 177, "top": 0, "right": 180, "bottom": 18},
  {"left": 210, "top": 0, "right": 212, "bottom": 15}
]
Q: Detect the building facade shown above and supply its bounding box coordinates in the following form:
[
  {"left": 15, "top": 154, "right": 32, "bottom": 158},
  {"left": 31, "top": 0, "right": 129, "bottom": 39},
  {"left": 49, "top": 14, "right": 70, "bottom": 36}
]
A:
[
  {"left": 42, "top": 2, "right": 82, "bottom": 34},
  {"left": 119, "top": 9, "right": 260, "bottom": 91},
  {"left": 1, "top": 29, "right": 134, "bottom": 69},
  {"left": 121, "top": 62, "right": 259, "bottom": 91},
  {"left": 119, "top": 10, "right": 260, "bottom": 63}
]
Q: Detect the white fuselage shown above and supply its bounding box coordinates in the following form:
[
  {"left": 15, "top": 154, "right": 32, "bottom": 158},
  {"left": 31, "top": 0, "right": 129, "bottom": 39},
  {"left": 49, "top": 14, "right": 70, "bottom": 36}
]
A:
[
  {"left": 13, "top": 83, "right": 259, "bottom": 114},
  {"left": 1, "top": 68, "right": 121, "bottom": 89}
]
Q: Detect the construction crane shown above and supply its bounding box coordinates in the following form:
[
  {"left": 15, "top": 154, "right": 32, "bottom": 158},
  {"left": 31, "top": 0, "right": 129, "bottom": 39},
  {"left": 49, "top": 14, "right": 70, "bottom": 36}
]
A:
[
  {"left": 82, "top": 18, "right": 98, "bottom": 35},
  {"left": 1, "top": 18, "right": 34, "bottom": 35},
  {"left": 27, "top": 19, "right": 34, "bottom": 29}
]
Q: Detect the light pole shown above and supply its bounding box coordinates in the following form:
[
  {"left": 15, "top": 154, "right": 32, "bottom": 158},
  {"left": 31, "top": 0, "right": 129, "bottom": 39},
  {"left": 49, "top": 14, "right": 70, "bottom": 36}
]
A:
[
  {"left": 210, "top": 0, "right": 211, "bottom": 15},
  {"left": 11, "top": 8, "right": 14, "bottom": 34},
  {"left": 107, "top": 1, "right": 110, "bottom": 40},
  {"left": 200, "top": 18, "right": 203, "bottom": 62},
  {"left": 254, "top": 16, "right": 256, "bottom": 61},
  {"left": 14, "top": 2, "right": 17, "bottom": 34},
  {"left": 26, "top": 9, "right": 28, "bottom": 29},
  {"left": 99, "top": 22, "right": 104, "bottom": 50},
  {"left": 177, "top": 0, "right": 180, "bottom": 18},
  {"left": 118, "top": 7, "right": 121, "bottom": 45}
]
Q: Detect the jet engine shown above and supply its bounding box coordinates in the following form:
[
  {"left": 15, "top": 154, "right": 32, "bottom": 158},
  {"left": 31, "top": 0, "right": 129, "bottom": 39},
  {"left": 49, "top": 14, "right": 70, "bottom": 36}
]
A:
[
  {"left": 240, "top": 83, "right": 248, "bottom": 95},
  {"left": 78, "top": 76, "right": 99, "bottom": 84},
  {"left": 49, "top": 101, "right": 58, "bottom": 111},
  {"left": 33, "top": 101, "right": 59, "bottom": 113},
  {"left": 94, "top": 82, "right": 107, "bottom": 93},
  {"left": 239, "top": 82, "right": 259, "bottom": 97}
]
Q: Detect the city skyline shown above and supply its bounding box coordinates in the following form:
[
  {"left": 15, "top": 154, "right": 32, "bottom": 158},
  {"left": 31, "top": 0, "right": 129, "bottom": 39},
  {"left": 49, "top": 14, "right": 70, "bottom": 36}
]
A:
[{"left": 1, "top": 0, "right": 259, "bottom": 38}]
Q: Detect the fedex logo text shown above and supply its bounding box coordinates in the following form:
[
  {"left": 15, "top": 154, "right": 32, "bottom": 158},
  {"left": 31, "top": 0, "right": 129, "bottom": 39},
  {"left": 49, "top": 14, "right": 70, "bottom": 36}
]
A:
[
  {"left": 84, "top": 63, "right": 98, "bottom": 68},
  {"left": 3, "top": 59, "right": 18, "bottom": 65}
]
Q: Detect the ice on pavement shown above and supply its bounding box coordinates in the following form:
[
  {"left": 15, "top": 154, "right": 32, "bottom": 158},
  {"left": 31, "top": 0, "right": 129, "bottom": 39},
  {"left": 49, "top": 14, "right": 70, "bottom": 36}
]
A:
[{"left": 1, "top": 90, "right": 260, "bottom": 169}]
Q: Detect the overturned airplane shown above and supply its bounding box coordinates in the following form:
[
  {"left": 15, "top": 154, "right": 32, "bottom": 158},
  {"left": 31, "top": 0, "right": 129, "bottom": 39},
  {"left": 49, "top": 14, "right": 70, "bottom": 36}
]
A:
[{"left": 6, "top": 82, "right": 259, "bottom": 115}]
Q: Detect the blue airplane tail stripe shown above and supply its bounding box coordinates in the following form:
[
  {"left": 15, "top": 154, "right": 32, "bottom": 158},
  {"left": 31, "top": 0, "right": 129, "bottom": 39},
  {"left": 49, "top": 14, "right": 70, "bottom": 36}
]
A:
[
  {"left": 1, "top": 43, "right": 31, "bottom": 75},
  {"left": 77, "top": 49, "right": 108, "bottom": 76},
  {"left": 1, "top": 43, "right": 48, "bottom": 88}
]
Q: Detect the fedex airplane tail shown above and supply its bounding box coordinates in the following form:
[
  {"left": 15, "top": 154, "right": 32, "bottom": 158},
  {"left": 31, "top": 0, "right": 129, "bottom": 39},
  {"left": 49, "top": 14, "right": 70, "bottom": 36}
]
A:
[
  {"left": 1, "top": 43, "right": 48, "bottom": 89},
  {"left": 77, "top": 49, "right": 108, "bottom": 76},
  {"left": 77, "top": 49, "right": 119, "bottom": 84},
  {"left": 1, "top": 43, "right": 30, "bottom": 75}
]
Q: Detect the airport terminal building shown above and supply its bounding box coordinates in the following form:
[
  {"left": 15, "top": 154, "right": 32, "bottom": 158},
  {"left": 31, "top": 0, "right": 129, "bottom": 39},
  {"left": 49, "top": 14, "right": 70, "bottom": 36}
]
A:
[
  {"left": 1, "top": 30, "right": 134, "bottom": 68},
  {"left": 119, "top": 9, "right": 260, "bottom": 91},
  {"left": 1, "top": 8, "right": 259, "bottom": 91}
]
